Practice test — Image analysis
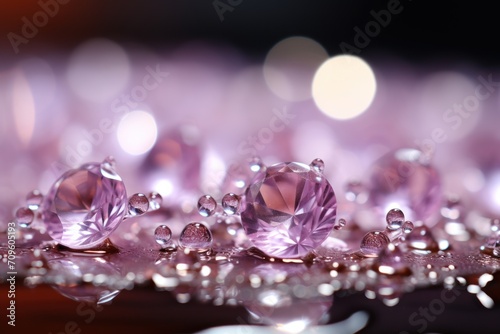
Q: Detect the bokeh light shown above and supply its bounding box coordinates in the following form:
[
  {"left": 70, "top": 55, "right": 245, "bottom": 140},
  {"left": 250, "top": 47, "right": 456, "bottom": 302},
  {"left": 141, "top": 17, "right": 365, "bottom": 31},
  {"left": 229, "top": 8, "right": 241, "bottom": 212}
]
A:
[
  {"left": 117, "top": 110, "right": 158, "bottom": 155},
  {"left": 312, "top": 55, "right": 377, "bottom": 120},
  {"left": 67, "top": 38, "right": 130, "bottom": 103},
  {"left": 263, "top": 36, "right": 328, "bottom": 101}
]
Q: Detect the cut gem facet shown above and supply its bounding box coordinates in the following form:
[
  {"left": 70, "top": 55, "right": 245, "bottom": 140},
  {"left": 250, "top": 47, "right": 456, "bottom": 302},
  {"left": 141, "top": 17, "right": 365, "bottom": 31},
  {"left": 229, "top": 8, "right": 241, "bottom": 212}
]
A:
[
  {"left": 241, "top": 162, "right": 337, "bottom": 258},
  {"left": 42, "top": 162, "right": 127, "bottom": 249}
]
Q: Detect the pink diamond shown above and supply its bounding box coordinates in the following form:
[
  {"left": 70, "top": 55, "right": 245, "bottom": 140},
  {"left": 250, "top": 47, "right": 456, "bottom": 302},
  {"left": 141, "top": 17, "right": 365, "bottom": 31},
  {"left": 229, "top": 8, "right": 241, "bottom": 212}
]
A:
[
  {"left": 241, "top": 162, "right": 337, "bottom": 258},
  {"left": 42, "top": 162, "right": 127, "bottom": 249}
]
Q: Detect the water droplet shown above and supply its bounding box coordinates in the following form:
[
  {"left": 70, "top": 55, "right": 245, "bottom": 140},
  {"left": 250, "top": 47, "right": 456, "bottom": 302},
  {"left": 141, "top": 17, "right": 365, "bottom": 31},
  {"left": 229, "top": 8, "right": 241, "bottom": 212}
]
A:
[
  {"left": 386, "top": 208, "right": 405, "bottom": 231},
  {"left": 15, "top": 207, "right": 34, "bottom": 228},
  {"left": 402, "top": 221, "right": 414, "bottom": 234},
  {"left": 154, "top": 225, "right": 172, "bottom": 249},
  {"left": 26, "top": 190, "right": 43, "bottom": 210},
  {"left": 197, "top": 195, "right": 217, "bottom": 217},
  {"left": 179, "top": 222, "right": 213, "bottom": 252},
  {"left": 405, "top": 225, "right": 439, "bottom": 253},
  {"left": 148, "top": 192, "right": 162, "bottom": 211},
  {"left": 310, "top": 158, "right": 325, "bottom": 173},
  {"left": 360, "top": 231, "right": 390, "bottom": 257},
  {"left": 128, "top": 193, "right": 149, "bottom": 216},
  {"left": 222, "top": 193, "right": 241, "bottom": 215},
  {"left": 334, "top": 218, "right": 346, "bottom": 230}
]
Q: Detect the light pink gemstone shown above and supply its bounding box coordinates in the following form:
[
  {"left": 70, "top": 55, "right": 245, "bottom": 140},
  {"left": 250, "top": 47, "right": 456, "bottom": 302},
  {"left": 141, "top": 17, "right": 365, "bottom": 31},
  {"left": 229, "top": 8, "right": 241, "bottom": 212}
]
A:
[
  {"left": 368, "top": 148, "right": 442, "bottom": 221},
  {"left": 241, "top": 162, "right": 337, "bottom": 258},
  {"left": 42, "top": 162, "right": 127, "bottom": 249}
]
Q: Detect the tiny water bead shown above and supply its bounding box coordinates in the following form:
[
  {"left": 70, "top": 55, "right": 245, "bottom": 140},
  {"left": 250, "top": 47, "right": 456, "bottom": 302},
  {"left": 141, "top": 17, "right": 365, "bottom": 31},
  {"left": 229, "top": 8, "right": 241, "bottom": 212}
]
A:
[
  {"left": 15, "top": 207, "right": 35, "bottom": 228},
  {"left": 402, "top": 221, "right": 414, "bottom": 234},
  {"left": 310, "top": 158, "right": 325, "bottom": 173},
  {"left": 386, "top": 208, "right": 405, "bottom": 231},
  {"left": 480, "top": 219, "right": 500, "bottom": 257},
  {"left": 360, "top": 231, "right": 390, "bottom": 257},
  {"left": 26, "top": 190, "right": 44, "bottom": 210},
  {"left": 221, "top": 193, "right": 241, "bottom": 215},
  {"left": 148, "top": 192, "right": 162, "bottom": 211},
  {"left": 179, "top": 222, "right": 213, "bottom": 252},
  {"left": 197, "top": 195, "right": 217, "bottom": 217},
  {"left": 154, "top": 225, "right": 172, "bottom": 249},
  {"left": 128, "top": 193, "right": 149, "bottom": 216},
  {"left": 334, "top": 218, "right": 347, "bottom": 230}
]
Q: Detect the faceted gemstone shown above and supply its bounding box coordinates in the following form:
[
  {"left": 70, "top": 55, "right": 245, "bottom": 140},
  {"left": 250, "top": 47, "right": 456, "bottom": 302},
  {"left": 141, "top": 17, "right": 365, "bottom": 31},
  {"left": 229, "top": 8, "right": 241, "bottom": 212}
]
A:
[
  {"left": 368, "top": 148, "right": 442, "bottom": 221},
  {"left": 41, "top": 162, "right": 127, "bottom": 249},
  {"left": 241, "top": 162, "right": 337, "bottom": 258}
]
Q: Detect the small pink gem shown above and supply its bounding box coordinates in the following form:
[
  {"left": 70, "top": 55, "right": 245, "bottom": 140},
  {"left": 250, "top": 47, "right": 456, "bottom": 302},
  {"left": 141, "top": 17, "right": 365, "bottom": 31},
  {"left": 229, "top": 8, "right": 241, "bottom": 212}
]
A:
[
  {"left": 41, "top": 162, "right": 127, "bottom": 249},
  {"left": 368, "top": 148, "right": 442, "bottom": 221},
  {"left": 241, "top": 162, "right": 337, "bottom": 258}
]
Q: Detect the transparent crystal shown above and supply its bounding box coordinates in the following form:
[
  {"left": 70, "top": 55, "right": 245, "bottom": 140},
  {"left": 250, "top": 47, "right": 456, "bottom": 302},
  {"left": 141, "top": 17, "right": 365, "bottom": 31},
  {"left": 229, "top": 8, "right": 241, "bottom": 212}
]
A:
[
  {"left": 41, "top": 161, "right": 127, "bottom": 249},
  {"left": 241, "top": 161, "right": 337, "bottom": 258}
]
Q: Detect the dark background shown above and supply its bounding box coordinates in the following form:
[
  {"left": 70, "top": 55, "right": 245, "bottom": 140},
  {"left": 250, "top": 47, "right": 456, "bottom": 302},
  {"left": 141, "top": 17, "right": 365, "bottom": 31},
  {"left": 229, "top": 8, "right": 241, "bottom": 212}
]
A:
[{"left": 0, "top": 1, "right": 498, "bottom": 66}]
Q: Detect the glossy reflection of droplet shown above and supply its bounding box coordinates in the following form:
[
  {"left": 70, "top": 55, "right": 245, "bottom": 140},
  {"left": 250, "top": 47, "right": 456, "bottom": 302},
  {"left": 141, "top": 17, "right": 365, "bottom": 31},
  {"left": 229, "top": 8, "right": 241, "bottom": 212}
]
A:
[
  {"left": 179, "top": 222, "right": 213, "bottom": 252},
  {"left": 154, "top": 225, "right": 172, "bottom": 249},
  {"left": 386, "top": 208, "right": 405, "bottom": 231},
  {"left": 128, "top": 193, "right": 149, "bottom": 216},
  {"left": 360, "top": 231, "right": 390, "bottom": 257},
  {"left": 221, "top": 193, "right": 241, "bottom": 215},
  {"left": 197, "top": 195, "right": 217, "bottom": 217}
]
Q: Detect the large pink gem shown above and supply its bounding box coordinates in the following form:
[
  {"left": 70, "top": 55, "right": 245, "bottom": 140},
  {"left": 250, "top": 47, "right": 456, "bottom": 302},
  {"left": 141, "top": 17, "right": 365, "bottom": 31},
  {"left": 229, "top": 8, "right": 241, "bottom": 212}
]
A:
[
  {"left": 241, "top": 162, "right": 337, "bottom": 258},
  {"left": 42, "top": 162, "right": 127, "bottom": 249}
]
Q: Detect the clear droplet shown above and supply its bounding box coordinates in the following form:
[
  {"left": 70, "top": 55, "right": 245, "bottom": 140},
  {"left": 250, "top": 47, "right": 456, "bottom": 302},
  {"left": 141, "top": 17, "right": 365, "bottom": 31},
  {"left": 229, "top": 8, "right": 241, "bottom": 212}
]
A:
[
  {"left": 386, "top": 208, "right": 405, "bottom": 231},
  {"left": 360, "top": 231, "right": 390, "bottom": 257},
  {"left": 310, "top": 158, "right": 325, "bottom": 173},
  {"left": 222, "top": 193, "right": 241, "bottom": 215},
  {"left": 334, "top": 218, "right": 346, "bottom": 230},
  {"left": 402, "top": 221, "right": 414, "bottom": 234},
  {"left": 179, "top": 222, "right": 213, "bottom": 252},
  {"left": 154, "top": 225, "right": 172, "bottom": 249},
  {"left": 26, "top": 190, "right": 43, "bottom": 211},
  {"left": 148, "top": 192, "right": 162, "bottom": 211},
  {"left": 405, "top": 225, "right": 439, "bottom": 253},
  {"left": 15, "top": 207, "right": 34, "bottom": 228},
  {"left": 197, "top": 195, "right": 217, "bottom": 217},
  {"left": 128, "top": 193, "right": 149, "bottom": 216}
]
